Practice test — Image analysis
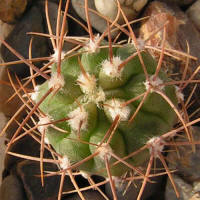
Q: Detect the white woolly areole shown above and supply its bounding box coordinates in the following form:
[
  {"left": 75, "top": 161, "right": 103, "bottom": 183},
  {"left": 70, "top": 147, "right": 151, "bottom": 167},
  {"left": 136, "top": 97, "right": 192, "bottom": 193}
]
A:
[
  {"left": 48, "top": 73, "right": 65, "bottom": 90},
  {"left": 59, "top": 156, "right": 70, "bottom": 169},
  {"left": 84, "top": 34, "right": 100, "bottom": 53},
  {"left": 51, "top": 49, "right": 65, "bottom": 62},
  {"left": 31, "top": 85, "right": 40, "bottom": 101},
  {"left": 147, "top": 137, "right": 165, "bottom": 158},
  {"left": 175, "top": 86, "right": 184, "bottom": 102},
  {"left": 77, "top": 73, "right": 97, "bottom": 94},
  {"left": 105, "top": 99, "right": 130, "bottom": 121},
  {"left": 80, "top": 171, "right": 90, "bottom": 179},
  {"left": 37, "top": 116, "right": 51, "bottom": 133},
  {"left": 86, "top": 87, "right": 106, "bottom": 106},
  {"left": 77, "top": 73, "right": 105, "bottom": 105},
  {"left": 144, "top": 75, "right": 164, "bottom": 92},
  {"left": 97, "top": 143, "right": 113, "bottom": 161},
  {"left": 102, "top": 56, "right": 123, "bottom": 78},
  {"left": 67, "top": 107, "right": 88, "bottom": 131}
]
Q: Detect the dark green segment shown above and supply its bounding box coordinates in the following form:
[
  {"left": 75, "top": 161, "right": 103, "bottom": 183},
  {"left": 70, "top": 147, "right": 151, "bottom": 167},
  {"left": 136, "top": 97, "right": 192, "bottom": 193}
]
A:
[
  {"left": 116, "top": 44, "right": 157, "bottom": 75},
  {"left": 36, "top": 44, "right": 178, "bottom": 177},
  {"left": 125, "top": 73, "right": 178, "bottom": 126},
  {"left": 81, "top": 47, "right": 110, "bottom": 76},
  {"left": 89, "top": 111, "right": 128, "bottom": 176}
]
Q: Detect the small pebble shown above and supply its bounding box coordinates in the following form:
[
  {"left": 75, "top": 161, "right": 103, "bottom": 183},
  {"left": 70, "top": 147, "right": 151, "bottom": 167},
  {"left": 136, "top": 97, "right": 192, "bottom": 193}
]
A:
[
  {"left": 71, "top": 0, "right": 109, "bottom": 35},
  {"left": 0, "top": 0, "right": 31, "bottom": 23},
  {"left": 1, "top": 5, "right": 49, "bottom": 78},
  {"left": 16, "top": 160, "right": 74, "bottom": 200},
  {"left": 71, "top": 0, "right": 148, "bottom": 37},
  {"left": 105, "top": 160, "right": 165, "bottom": 200},
  {"left": 187, "top": 0, "right": 200, "bottom": 31},
  {"left": 0, "top": 175, "right": 26, "bottom": 200},
  {"left": 165, "top": 126, "right": 200, "bottom": 199},
  {"left": 165, "top": 174, "right": 193, "bottom": 200}
]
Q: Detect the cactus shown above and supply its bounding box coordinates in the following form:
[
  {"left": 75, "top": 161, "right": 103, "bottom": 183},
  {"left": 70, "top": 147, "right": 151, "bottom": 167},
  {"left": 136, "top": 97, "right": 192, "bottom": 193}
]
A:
[
  {"left": 1, "top": 0, "right": 199, "bottom": 200},
  {"left": 33, "top": 42, "right": 178, "bottom": 178}
]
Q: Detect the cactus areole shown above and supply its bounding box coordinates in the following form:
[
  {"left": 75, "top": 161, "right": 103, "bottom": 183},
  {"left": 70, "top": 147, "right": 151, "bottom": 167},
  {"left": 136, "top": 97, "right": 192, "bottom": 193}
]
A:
[{"left": 34, "top": 43, "right": 178, "bottom": 177}]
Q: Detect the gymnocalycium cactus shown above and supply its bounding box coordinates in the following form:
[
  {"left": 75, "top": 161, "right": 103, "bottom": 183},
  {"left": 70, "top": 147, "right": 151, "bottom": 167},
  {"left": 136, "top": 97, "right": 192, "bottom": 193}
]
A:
[
  {"left": 32, "top": 40, "right": 178, "bottom": 177},
  {"left": 3, "top": 1, "right": 197, "bottom": 199}
]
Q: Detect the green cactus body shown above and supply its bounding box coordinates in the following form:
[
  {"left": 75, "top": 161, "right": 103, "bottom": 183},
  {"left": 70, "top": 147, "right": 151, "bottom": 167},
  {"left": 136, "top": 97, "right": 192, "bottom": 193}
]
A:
[{"left": 34, "top": 44, "right": 178, "bottom": 177}]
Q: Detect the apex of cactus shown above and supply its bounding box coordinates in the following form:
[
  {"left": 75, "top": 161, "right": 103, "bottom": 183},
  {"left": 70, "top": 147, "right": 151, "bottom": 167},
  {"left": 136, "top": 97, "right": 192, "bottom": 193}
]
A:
[{"left": 67, "top": 107, "right": 88, "bottom": 132}]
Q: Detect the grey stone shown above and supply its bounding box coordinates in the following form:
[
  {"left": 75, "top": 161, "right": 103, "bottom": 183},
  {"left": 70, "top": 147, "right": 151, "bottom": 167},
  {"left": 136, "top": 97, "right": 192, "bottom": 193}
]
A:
[
  {"left": 165, "top": 174, "right": 194, "bottom": 200},
  {"left": 1, "top": 5, "right": 49, "bottom": 78},
  {"left": 16, "top": 160, "right": 74, "bottom": 200},
  {"left": 71, "top": 0, "right": 109, "bottom": 35},
  {"left": 0, "top": 67, "right": 23, "bottom": 118},
  {"left": 165, "top": 175, "right": 200, "bottom": 200},
  {"left": 165, "top": 126, "right": 200, "bottom": 200},
  {"left": 167, "top": 126, "right": 200, "bottom": 183},
  {"left": 187, "top": 0, "right": 200, "bottom": 31},
  {"left": 38, "top": 0, "right": 75, "bottom": 52},
  {"left": 105, "top": 175, "right": 165, "bottom": 200},
  {"left": 38, "top": 1, "right": 61, "bottom": 36},
  {"left": 71, "top": 0, "right": 148, "bottom": 37},
  {"left": 4, "top": 135, "right": 41, "bottom": 172},
  {"left": 105, "top": 160, "right": 165, "bottom": 200},
  {"left": 193, "top": 181, "right": 200, "bottom": 196},
  {"left": 0, "top": 0, "right": 31, "bottom": 24},
  {"left": 0, "top": 175, "right": 26, "bottom": 200}
]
